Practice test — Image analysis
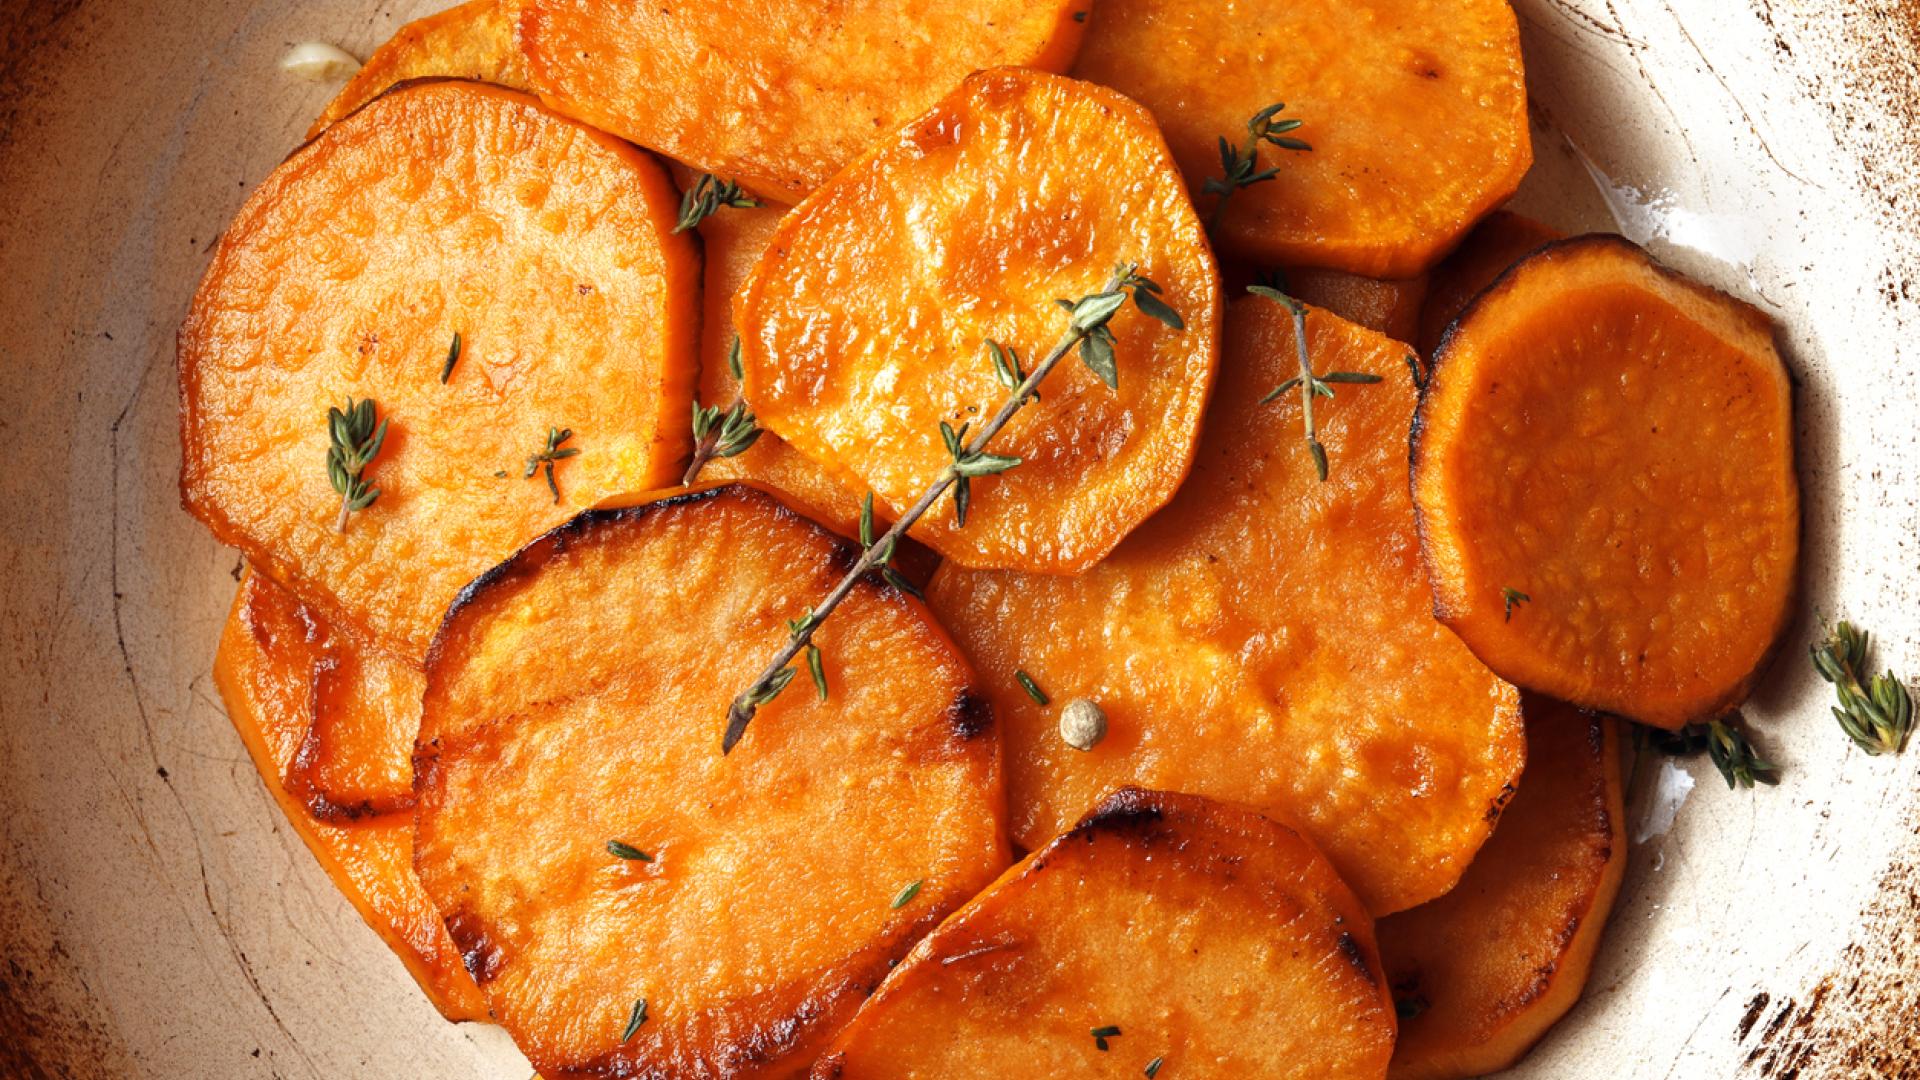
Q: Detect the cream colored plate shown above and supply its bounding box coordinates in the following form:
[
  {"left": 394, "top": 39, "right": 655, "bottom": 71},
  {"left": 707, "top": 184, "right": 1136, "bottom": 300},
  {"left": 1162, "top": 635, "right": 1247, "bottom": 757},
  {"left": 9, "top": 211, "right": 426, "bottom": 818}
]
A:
[{"left": 2, "top": 1, "right": 1916, "bottom": 1075}]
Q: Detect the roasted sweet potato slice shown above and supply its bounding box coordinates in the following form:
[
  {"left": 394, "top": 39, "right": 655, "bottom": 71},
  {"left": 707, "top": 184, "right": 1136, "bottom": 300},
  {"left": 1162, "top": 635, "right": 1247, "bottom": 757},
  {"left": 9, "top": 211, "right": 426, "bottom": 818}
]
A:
[
  {"left": 214, "top": 569, "right": 486, "bottom": 1022},
  {"left": 1071, "top": 0, "right": 1529, "bottom": 277},
  {"left": 813, "top": 788, "right": 1397, "bottom": 1079},
  {"left": 1416, "top": 212, "right": 1562, "bottom": 354},
  {"left": 307, "top": 0, "right": 528, "bottom": 138},
  {"left": 928, "top": 299, "right": 1523, "bottom": 914},
  {"left": 412, "top": 485, "right": 1009, "bottom": 1077},
  {"left": 287, "top": 628, "right": 423, "bottom": 820},
  {"left": 1284, "top": 268, "right": 1429, "bottom": 345},
  {"left": 514, "top": 0, "right": 1091, "bottom": 201},
  {"left": 737, "top": 68, "right": 1221, "bottom": 574},
  {"left": 1412, "top": 236, "right": 1799, "bottom": 728},
  {"left": 181, "top": 81, "right": 699, "bottom": 659},
  {"left": 1379, "top": 699, "right": 1627, "bottom": 1080}
]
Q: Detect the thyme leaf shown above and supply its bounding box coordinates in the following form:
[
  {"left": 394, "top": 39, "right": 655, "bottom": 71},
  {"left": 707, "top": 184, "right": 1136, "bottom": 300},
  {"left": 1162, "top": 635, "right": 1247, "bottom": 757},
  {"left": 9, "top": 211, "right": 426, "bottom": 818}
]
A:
[
  {"left": 684, "top": 399, "right": 762, "bottom": 485},
  {"left": 674, "top": 173, "right": 761, "bottom": 233},
  {"left": 1202, "top": 102, "right": 1310, "bottom": 230},
  {"left": 326, "top": 396, "right": 389, "bottom": 532},
  {"left": 1812, "top": 620, "right": 1914, "bottom": 755},
  {"left": 523, "top": 427, "right": 581, "bottom": 504},
  {"left": 1248, "top": 285, "right": 1381, "bottom": 481}
]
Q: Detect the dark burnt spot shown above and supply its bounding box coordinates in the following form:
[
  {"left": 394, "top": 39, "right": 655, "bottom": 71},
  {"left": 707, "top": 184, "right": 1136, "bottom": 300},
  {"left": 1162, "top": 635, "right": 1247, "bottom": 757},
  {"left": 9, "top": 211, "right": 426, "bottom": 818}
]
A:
[
  {"left": 945, "top": 690, "right": 993, "bottom": 741},
  {"left": 1076, "top": 787, "right": 1166, "bottom": 836},
  {"left": 1738, "top": 991, "right": 1772, "bottom": 1041},
  {"left": 1485, "top": 780, "right": 1518, "bottom": 823},
  {"left": 1336, "top": 931, "right": 1374, "bottom": 981},
  {"left": 443, "top": 910, "right": 507, "bottom": 986}
]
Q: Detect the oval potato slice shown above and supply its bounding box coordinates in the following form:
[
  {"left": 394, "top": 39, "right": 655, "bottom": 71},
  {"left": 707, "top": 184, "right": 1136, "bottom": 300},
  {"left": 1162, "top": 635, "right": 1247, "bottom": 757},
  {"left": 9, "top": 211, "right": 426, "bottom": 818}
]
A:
[
  {"left": 1072, "top": 0, "right": 1529, "bottom": 277},
  {"left": 307, "top": 0, "right": 529, "bottom": 138},
  {"left": 929, "top": 298, "right": 1524, "bottom": 915},
  {"left": 213, "top": 569, "right": 485, "bottom": 1022},
  {"left": 738, "top": 68, "right": 1221, "bottom": 574},
  {"left": 514, "top": 0, "right": 1092, "bottom": 200},
  {"left": 813, "top": 788, "right": 1398, "bottom": 1080},
  {"left": 1412, "top": 236, "right": 1798, "bottom": 729},
  {"left": 412, "top": 485, "right": 1009, "bottom": 1077},
  {"left": 1379, "top": 700, "right": 1626, "bottom": 1080},
  {"left": 181, "top": 81, "right": 699, "bottom": 659}
]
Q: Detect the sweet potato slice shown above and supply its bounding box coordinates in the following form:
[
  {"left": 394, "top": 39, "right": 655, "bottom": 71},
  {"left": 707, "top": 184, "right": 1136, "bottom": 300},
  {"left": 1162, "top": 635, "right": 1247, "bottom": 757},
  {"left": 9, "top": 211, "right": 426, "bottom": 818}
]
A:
[
  {"left": 307, "top": 0, "right": 528, "bottom": 138},
  {"left": 1379, "top": 700, "right": 1627, "bottom": 1080},
  {"left": 1283, "top": 268, "right": 1429, "bottom": 345},
  {"left": 412, "top": 485, "right": 1009, "bottom": 1077},
  {"left": 928, "top": 299, "right": 1524, "bottom": 914},
  {"left": 514, "top": 0, "right": 1091, "bottom": 201},
  {"left": 287, "top": 629, "right": 423, "bottom": 820},
  {"left": 1412, "top": 236, "right": 1799, "bottom": 728},
  {"left": 214, "top": 569, "right": 486, "bottom": 1022},
  {"left": 737, "top": 68, "right": 1221, "bottom": 574},
  {"left": 813, "top": 788, "right": 1398, "bottom": 1079},
  {"left": 1416, "top": 212, "right": 1562, "bottom": 355},
  {"left": 181, "top": 81, "right": 699, "bottom": 659},
  {"left": 1071, "top": 0, "right": 1529, "bottom": 277}
]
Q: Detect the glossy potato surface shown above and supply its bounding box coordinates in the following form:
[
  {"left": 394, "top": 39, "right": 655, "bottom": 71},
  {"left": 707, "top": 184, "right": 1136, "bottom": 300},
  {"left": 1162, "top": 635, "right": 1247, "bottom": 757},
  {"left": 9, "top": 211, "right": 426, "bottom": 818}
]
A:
[
  {"left": 813, "top": 788, "right": 1397, "bottom": 1080},
  {"left": 1285, "top": 268, "right": 1429, "bottom": 344},
  {"left": 412, "top": 486, "right": 1009, "bottom": 1077},
  {"left": 929, "top": 300, "right": 1523, "bottom": 914},
  {"left": 290, "top": 626, "right": 423, "bottom": 820},
  {"left": 1416, "top": 211, "right": 1561, "bottom": 354},
  {"left": 181, "top": 81, "right": 699, "bottom": 658},
  {"left": 1413, "top": 236, "right": 1799, "bottom": 728},
  {"left": 738, "top": 69, "right": 1221, "bottom": 573},
  {"left": 1380, "top": 700, "right": 1626, "bottom": 1080},
  {"left": 307, "top": 0, "right": 529, "bottom": 138},
  {"left": 516, "top": 0, "right": 1091, "bottom": 200},
  {"left": 214, "top": 570, "right": 486, "bottom": 1022},
  {"left": 1073, "top": 0, "right": 1529, "bottom": 277}
]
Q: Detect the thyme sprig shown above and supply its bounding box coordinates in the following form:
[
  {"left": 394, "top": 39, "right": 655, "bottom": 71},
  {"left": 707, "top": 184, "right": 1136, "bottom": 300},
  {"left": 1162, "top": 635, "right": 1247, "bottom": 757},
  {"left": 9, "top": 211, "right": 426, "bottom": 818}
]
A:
[
  {"left": 524, "top": 427, "right": 580, "bottom": 503},
  {"left": 860, "top": 492, "right": 922, "bottom": 598},
  {"left": 675, "top": 173, "right": 761, "bottom": 233},
  {"left": 719, "top": 264, "right": 1181, "bottom": 753},
  {"left": 684, "top": 399, "right": 763, "bottom": 485},
  {"left": 1248, "top": 285, "right": 1381, "bottom": 481},
  {"left": 326, "top": 396, "right": 389, "bottom": 532},
  {"left": 1202, "top": 102, "right": 1310, "bottom": 229},
  {"left": 1812, "top": 620, "right": 1914, "bottom": 755},
  {"left": 1650, "top": 716, "right": 1780, "bottom": 790},
  {"left": 789, "top": 609, "right": 828, "bottom": 701}
]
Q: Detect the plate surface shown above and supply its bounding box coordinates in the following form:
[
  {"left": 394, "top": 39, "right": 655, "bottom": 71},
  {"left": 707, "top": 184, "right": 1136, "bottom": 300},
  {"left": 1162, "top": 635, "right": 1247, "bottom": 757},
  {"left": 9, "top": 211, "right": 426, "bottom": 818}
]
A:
[{"left": 1, "top": 1, "right": 1916, "bottom": 1076}]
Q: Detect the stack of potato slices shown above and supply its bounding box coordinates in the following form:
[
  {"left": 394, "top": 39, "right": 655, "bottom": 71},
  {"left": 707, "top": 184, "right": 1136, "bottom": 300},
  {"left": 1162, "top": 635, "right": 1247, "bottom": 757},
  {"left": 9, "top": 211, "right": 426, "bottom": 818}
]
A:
[{"left": 185, "top": 1, "right": 1799, "bottom": 1077}]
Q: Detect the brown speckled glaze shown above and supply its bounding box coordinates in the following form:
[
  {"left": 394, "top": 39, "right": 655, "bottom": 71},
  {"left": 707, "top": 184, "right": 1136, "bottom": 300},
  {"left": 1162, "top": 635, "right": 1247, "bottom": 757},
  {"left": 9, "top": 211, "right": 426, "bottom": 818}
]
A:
[{"left": 0, "top": 1, "right": 1915, "bottom": 1077}]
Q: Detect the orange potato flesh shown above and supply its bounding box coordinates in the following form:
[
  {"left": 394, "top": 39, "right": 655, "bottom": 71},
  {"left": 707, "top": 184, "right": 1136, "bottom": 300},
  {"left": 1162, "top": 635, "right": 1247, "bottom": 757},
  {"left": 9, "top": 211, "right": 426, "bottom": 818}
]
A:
[
  {"left": 412, "top": 485, "right": 1009, "bottom": 1077},
  {"left": 1379, "top": 699, "right": 1626, "bottom": 1080},
  {"left": 1416, "top": 211, "right": 1563, "bottom": 355},
  {"left": 928, "top": 300, "right": 1524, "bottom": 915},
  {"left": 307, "top": 0, "right": 528, "bottom": 138},
  {"left": 1071, "top": 0, "right": 1530, "bottom": 278},
  {"left": 514, "top": 0, "right": 1092, "bottom": 201},
  {"left": 1412, "top": 236, "right": 1799, "bottom": 728},
  {"left": 213, "top": 570, "right": 486, "bottom": 1022},
  {"left": 813, "top": 788, "right": 1398, "bottom": 1080},
  {"left": 287, "top": 628, "right": 423, "bottom": 820},
  {"left": 180, "top": 81, "right": 699, "bottom": 659},
  {"left": 738, "top": 68, "right": 1222, "bottom": 574},
  {"left": 1284, "top": 267, "right": 1430, "bottom": 344}
]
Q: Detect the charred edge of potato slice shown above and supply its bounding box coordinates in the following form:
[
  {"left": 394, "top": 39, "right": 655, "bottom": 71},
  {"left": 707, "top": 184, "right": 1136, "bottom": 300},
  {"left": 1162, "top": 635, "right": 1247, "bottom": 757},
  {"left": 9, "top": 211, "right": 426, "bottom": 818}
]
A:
[{"left": 1411, "top": 234, "right": 1798, "bottom": 729}]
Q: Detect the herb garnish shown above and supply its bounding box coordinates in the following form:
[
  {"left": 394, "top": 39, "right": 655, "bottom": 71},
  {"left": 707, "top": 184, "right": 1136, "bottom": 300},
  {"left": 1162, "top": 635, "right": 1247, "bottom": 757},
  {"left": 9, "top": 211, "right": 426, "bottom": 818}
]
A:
[
  {"left": 859, "top": 493, "right": 922, "bottom": 598},
  {"left": 1248, "top": 285, "right": 1381, "bottom": 481},
  {"left": 1650, "top": 716, "right": 1780, "bottom": 790},
  {"left": 326, "top": 396, "right": 388, "bottom": 533},
  {"left": 607, "top": 840, "right": 654, "bottom": 862},
  {"left": 987, "top": 340, "right": 1038, "bottom": 403},
  {"left": 1015, "top": 669, "right": 1050, "bottom": 706},
  {"left": 684, "top": 400, "right": 762, "bottom": 485},
  {"left": 621, "top": 998, "right": 648, "bottom": 1042},
  {"left": 719, "top": 265, "right": 1181, "bottom": 753},
  {"left": 1812, "top": 620, "right": 1914, "bottom": 755},
  {"left": 939, "top": 420, "right": 1022, "bottom": 527},
  {"left": 439, "top": 331, "right": 462, "bottom": 383},
  {"left": 790, "top": 609, "right": 828, "bottom": 701},
  {"left": 1091, "top": 1025, "right": 1122, "bottom": 1051},
  {"left": 1501, "top": 587, "right": 1529, "bottom": 622},
  {"left": 523, "top": 427, "right": 580, "bottom": 503},
  {"left": 890, "top": 880, "right": 924, "bottom": 909},
  {"left": 1145, "top": 1057, "right": 1164, "bottom": 1078},
  {"left": 675, "top": 173, "right": 761, "bottom": 233},
  {"left": 1202, "top": 102, "right": 1310, "bottom": 229}
]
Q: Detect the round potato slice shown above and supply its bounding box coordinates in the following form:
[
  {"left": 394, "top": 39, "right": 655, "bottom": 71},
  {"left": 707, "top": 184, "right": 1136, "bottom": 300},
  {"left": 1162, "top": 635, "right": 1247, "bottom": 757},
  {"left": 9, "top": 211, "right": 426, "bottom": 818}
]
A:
[
  {"left": 1379, "top": 699, "right": 1627, "bottom": 1080},
  {"left": 213, "top": 569, "right": 485, "bottom": 1022},
  {"left": 180, "top": 80, "right": 699, "bottom": 660},
  {"left": 307, "top": 0, "right": 528, "bottom": 138},
  {"left": 737, "top": 68, "right": 1221, "bottom": 574},
  {"left": 412, "top": 485, "right": 1009, "bottom": 1077},
  {"left": 1412, "top": 236, "right": 1799, "bottom": 729},
  {"left": 928, "top": 298, "right": 1524, "bottom": 915},
  {"left": 812, "top": 788, "right": 1398, "bottom": 1080},
  {"left": 514, "top": 0, "right": 1092, "bottom": 200},
  {"left": 1072, "top": 0, "right": 1529, "bottom": 277}
]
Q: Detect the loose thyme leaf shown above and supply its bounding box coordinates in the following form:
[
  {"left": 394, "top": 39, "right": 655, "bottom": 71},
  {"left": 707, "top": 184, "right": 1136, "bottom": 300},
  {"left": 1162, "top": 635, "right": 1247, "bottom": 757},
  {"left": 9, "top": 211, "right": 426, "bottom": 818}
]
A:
[
  {"left": 1405, "top": 353, "right": 1428, "bottom": 390},
  {"left": 621, "top": 998, "right": 648, "bottom": 1042},
  {"left": 1248, "top": 285, "right": 1377, "bottom": 481},
  {"left": 523, "top": 427, "right": 580, "bottom": 504},
  {"left": 727, "top": 334, "right": 745, "bottom": 381},
  {"left": 606, "top": 840, "right": 654, "bottom": 862},
  {"left": 1133, "top": 287, "right": 1185, "bottom": 330},
  {"left": 674, "top": 172, "right": 760, "bottom": 233},
  {"left": 1091, "top": 1025, "right": 1122, "bottom": 1051},
  {"left": 1502, "top": 587, "right": 1529, "bottom": 622},
  {"left": 325, "top": 396, "right": 389, "bottom": 532},
  {"left": 890, "top": 879, "right": 924, "bottom": 909},
  {"left": 1015, "top": 669, "right": 1050, "bottom": 706},
  {"left": 1812, "top": 620, "right": 1915, "bottom": 755},
  {"left": 1705, "top": 717, "right": 1779, "bottom": 789},
  {"left": 440, "top": 331, "right": 462, "bottom": 383},
  {"left": 1145, "top": 1057, "right": 1164, "bottom": 1078},
  {"left": 1204, "top": 102, "right": 1311, "bottom": 228}
]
